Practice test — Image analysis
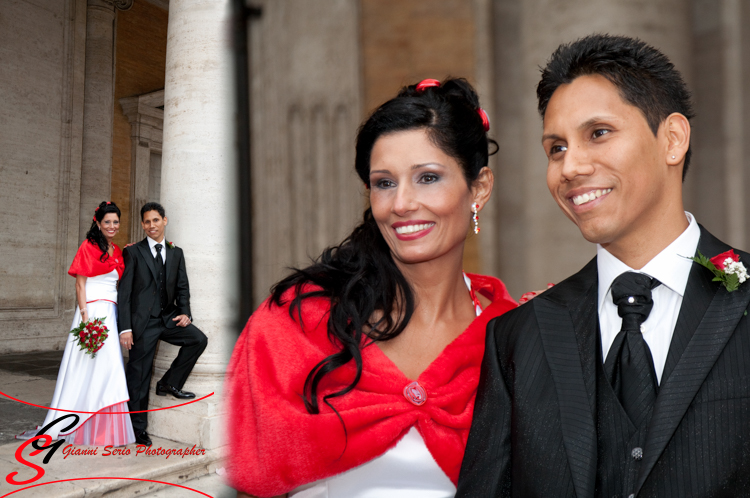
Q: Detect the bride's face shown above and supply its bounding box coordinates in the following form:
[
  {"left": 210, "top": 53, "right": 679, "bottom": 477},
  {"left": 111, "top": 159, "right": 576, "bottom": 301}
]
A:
[
  {"left": 368, "top": 128, "right": 479, "bottom": 266},
  {"left": 97, "top": 213, "right": 120, "bottom": 242}
]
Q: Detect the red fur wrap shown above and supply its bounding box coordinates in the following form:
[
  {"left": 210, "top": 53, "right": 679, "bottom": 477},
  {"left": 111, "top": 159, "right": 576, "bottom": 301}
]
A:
[
  {"left": 226, "top": 273, "right": 517, "bottom": 496},
  {"left": 68, "top": 240, "right": 124, "bottom": 279}
]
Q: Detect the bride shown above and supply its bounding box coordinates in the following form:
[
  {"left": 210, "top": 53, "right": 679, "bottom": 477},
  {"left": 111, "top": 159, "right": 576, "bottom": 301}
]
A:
[{"left": 19, "top": 201, "right": 135, "bottom": 446}]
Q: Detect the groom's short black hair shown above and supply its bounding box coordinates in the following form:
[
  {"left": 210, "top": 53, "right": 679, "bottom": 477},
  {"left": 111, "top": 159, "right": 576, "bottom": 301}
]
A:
[
  {"left": 141, "top": 202, "right": 166, "bottom": 221},
  {"left": 536, "top": 33, "right": 695, "bottom": 178}
]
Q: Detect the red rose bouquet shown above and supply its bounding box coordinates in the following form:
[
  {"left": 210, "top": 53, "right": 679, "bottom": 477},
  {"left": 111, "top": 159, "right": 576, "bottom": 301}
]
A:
[{"left": 69, "top": 317, "right": 109, "bottom": 358}]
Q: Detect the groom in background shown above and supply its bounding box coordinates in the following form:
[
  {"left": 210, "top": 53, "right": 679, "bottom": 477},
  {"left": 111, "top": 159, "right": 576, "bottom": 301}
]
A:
[
  {"left": 458, "top": 34, "right": 750, "bottom": 497},
  {"left": 118, "top": 202, "right": 207, "bottom": 447}
]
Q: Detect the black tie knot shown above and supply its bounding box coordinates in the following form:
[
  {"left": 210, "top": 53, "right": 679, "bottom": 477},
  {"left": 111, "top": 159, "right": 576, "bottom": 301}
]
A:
[
  {"left": 611, "top": 272, "right": 660, "bottom": 331},
  {"left": 155, "top": 243, "right": 163, "bottom": 254}
]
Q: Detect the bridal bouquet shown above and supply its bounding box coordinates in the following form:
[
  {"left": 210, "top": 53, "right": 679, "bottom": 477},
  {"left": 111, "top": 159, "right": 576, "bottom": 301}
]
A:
[{"left": 70, "top": 318, "right": 109, "bottom": 358}]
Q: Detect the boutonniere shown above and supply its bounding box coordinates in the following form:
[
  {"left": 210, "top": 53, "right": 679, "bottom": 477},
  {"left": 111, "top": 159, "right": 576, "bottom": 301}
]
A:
[
  {"left": 691, "top": 249, "right": 748, "bottom": 292},
  {"left": 166, "top": 241, "right": 176, "bottom": 249}
]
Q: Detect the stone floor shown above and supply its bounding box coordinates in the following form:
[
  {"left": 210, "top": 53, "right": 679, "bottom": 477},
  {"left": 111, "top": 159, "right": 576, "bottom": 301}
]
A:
[
  {"left": 0, "top": 351, "right": 235, "bottom": 497},
  {"left": 0, "top": 351, "right": 63, "bottom": 445}
]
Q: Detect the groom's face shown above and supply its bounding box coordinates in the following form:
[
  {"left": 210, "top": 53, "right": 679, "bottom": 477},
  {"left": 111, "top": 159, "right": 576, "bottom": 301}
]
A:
[
  {"left": 541, "top": 74, "right": 671, "bottom": 248},
  {"left": 142, "top": 210, "right": 167, "bottom": 242}
]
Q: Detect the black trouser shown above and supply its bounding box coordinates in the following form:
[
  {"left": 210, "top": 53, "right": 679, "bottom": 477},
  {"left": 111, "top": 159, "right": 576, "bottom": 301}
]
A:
[{"left": 126, "top": 316, "right": 207, "bottom": 434}]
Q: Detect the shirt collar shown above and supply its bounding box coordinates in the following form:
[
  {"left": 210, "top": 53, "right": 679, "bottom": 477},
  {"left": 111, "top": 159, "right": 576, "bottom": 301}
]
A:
[
  {"left": 597, "top": 212, "right": 700, "bottom": 310},
  {"left": 147, "top": 236, "right": 166, "bottom": 250}
]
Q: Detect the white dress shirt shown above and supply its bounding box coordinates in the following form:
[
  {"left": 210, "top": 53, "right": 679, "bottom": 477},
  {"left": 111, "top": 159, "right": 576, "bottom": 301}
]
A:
[
  {"left": 147, "top": 236, "right": 167, "bottom": 266},
  {"left": 120, "top": 236, "right": 167, "bottom": 336},
  {"left": 597, "top": 212, "right": 700, "bottom": 384}
]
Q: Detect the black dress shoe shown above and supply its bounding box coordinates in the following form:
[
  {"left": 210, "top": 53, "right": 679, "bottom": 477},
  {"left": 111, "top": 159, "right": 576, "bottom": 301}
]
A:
[
  {"left": 155, "top": 382, "right": 196, "bottom": 399},
  {"left": 135, "top": 431, "right": 152, "bottom": 446}
]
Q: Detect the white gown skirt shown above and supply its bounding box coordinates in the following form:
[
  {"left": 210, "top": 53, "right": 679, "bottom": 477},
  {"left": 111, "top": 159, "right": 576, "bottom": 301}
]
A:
[{"left": 19, "top": 271, "right": 135, "bottom": 446}]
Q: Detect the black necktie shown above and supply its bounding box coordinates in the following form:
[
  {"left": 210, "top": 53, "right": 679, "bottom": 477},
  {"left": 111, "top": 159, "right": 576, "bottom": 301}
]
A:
[
  {"left": 604, "top": 271, "right": 661, "bottom": 428},
  {"left": 154, "top": 244, "right": 168, "bottom": 311}
]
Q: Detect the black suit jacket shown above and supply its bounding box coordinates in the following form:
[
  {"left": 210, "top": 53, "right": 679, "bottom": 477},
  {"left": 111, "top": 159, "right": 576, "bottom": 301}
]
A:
[
  {"left": 118, "top": 238, "right": 192, "bottom": 339},
  {"left": 457, "top": 226, "right": 750, "bottom": 497}
]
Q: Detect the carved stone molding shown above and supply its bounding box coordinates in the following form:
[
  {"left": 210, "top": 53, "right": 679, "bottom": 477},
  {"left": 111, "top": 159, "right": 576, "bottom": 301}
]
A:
[
  {"left": 98, "top": 0, "right": 134, "bottom": 10},
  {"left": 120, "top": 90, "right": 164, "bottom": 242}
]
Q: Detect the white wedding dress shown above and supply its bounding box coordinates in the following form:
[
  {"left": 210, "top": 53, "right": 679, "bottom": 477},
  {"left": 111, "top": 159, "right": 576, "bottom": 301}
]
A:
[
  {"left": 291, "top": 427, "right": 456, "bottom": 498},
  {"left": 19, "top": 270, "right": 135, "bottom": 446}
]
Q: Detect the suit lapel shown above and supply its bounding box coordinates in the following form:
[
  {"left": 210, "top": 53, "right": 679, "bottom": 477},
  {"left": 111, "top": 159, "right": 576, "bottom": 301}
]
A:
[
  {"left": 138, "top": 238, "right": 158, "bottom": 282},
  {"left": 535, "top": 258, "right": 598, "bottom": 498},
  {"left": 635, "top": 226, "right": 750, "bottom": 494}
]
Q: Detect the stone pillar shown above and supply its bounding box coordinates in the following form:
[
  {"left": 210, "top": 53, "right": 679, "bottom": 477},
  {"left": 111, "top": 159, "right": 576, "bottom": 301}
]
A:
[
  {"left": 150, "top": 0, "right": 236, "bottom": 450},
  {"left": 492, "top": 0, "right": 691, "bottom": 296},
  {"left": 250, "top": 0, "right": 362, "bottom": 307},
  {"left": 120, "top": 90, "right": 164, "bottom": 243},
  {"left": 79, "top": 0, "right": 116, "bottom": 241},
  {"left": 689, "top": 0, "right": 750, "bottom": 249}
]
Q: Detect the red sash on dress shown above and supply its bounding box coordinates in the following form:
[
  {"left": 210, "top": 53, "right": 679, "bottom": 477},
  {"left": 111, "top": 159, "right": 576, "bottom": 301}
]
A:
[
  {"left": 226, "top": 273, "right": 517, "bottom": 496},
  {"left": 68, "top": 240, "right": 124, "bottom": 279}
]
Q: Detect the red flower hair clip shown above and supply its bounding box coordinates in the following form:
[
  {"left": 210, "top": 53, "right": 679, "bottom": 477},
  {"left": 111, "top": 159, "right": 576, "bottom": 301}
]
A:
[
  {"left": 95, "top": 207, "right": 100, "bottom": 211},
  {"left": 106, "top": 201, "right": 111, "bottom": 205},
  {"left": 477, "top": 108, "right": 490, "bottom": 132},
  {"left": 416, "top": 79, "right": 440, "bottom": 92}
]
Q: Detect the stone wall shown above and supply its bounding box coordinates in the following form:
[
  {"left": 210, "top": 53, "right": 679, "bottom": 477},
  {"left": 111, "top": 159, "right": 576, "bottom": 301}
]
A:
[
  {"left": 491, "top": 0, "right": 692, "bottom": 297},
  {"left": 359, "top": 0, "right": 487, "bottom": 274},
  {"left": 112, "top": 0, "right": 168, "bottom": 247},
  {"left": 0, "top": 0, "right": 88, "bottom": 353}
]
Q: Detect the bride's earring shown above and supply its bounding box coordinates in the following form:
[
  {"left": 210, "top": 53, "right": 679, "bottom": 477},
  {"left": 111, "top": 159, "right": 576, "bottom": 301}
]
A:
[{"left": 472, "top": 203, "right": 480, "bottom": 234}]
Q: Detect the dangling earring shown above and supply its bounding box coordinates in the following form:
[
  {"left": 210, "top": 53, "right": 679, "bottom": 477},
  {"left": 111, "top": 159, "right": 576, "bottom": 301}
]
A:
[{"left": 472, "top": 203, "right": 480, "bottom": 234}]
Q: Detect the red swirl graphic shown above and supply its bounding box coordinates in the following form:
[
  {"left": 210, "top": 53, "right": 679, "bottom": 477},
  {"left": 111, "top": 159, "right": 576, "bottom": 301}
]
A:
[
  {"left": 0, "top": 477, "right": 212, "bottom": 497},
  {"left": 0, "top": 390, "right": 213, "bottom": 414}
]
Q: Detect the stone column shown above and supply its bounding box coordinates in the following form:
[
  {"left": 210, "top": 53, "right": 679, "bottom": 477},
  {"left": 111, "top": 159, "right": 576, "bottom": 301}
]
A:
[
  {"left": 120, "top": 90, "right": 164, "bottom": 243},
  {"left": 689, "top": 0, "right": 750, "bottom": 249},
  {"left": 150, "top": 0, "right": 236, "bottom": 450},
  {"left": 492, "top": 0, "right": 691, "bottom": 296},
  {"left": 78, "top": 0, "right": 125, "bottom": 241},
  {"left": 249, "top": 0, "right": 362, "bottom": 307}
]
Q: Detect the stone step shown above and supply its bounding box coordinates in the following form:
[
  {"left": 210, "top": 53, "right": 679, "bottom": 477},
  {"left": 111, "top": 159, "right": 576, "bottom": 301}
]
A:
[{"left": 140, "top": 472, "right": 235, "bottom": 497}]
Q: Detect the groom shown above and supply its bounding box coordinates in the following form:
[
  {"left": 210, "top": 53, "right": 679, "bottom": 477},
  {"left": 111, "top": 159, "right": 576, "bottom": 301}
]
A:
[
  {"left": 458, "top": 35, "right": 750, "bottom": 496},
  {"left": 118, "top": 202, "right": 207, "bottom": 447}
]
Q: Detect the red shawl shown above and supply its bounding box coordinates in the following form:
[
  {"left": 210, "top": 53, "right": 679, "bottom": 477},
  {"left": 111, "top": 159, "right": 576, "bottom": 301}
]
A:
[
  {"left": 226, "top": 273, "right": 517, "bottom": 496},
  {"left": 68, "top": 240, "right": 124, "bottom": 279}
]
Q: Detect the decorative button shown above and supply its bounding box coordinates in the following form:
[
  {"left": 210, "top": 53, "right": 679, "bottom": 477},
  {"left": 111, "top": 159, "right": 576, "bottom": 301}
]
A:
[
  {"left": 628, "top": 296, "right": 635, "bottom": 304},
  {"left": 631, "top": 447, "right": 643, "bottom": 460},
  {"left": 628, "top": 494, "right": 635, "bottom": 498},
  {"left": 403, "top": 381, "right": 427, "bottom": 406}
]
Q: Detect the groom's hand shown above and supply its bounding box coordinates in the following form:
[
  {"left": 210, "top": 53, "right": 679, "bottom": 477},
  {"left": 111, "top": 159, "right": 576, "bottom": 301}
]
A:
[
  {"left": 120, "top": 332, "right": 134, "bottom": 350},
  {"left": 173, "top": 314, "right": 191, "bottom": 327}
]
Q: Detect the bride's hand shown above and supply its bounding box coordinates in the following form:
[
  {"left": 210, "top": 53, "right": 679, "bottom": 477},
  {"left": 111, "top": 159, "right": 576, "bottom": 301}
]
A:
[{"left": 518, "top": 283, "right": 555, "bottom": 304}]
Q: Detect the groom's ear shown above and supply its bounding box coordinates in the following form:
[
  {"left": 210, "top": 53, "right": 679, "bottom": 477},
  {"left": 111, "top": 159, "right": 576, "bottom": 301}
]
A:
[{"left": 163, "top": 216, "right": 168, "bottom": 226}]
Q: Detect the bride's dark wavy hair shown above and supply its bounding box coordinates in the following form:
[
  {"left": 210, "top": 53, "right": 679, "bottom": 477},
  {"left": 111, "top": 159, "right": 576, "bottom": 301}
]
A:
[
  {"left": 85, "top": 201, "right": 121, "bottom": 262},
  {"left": 271, "top": 78, "right": 496, "bottom": 417}
]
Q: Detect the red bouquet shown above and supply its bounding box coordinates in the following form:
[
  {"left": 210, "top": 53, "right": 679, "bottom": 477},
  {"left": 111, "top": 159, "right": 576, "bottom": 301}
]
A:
[{"left": 70, "top": 318, "right": 109, "bottom": 358}]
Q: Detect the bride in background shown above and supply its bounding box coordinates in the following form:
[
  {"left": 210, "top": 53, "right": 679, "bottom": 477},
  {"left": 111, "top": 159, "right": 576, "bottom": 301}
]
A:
[{"left": 18, "top": 201, "right": 135, "bottom": 446}]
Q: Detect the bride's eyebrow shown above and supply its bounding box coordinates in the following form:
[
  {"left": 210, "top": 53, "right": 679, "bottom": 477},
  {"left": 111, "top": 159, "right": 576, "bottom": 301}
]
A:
[{"left": 412, "top": 162, "right": 446, "bottom": 170}]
